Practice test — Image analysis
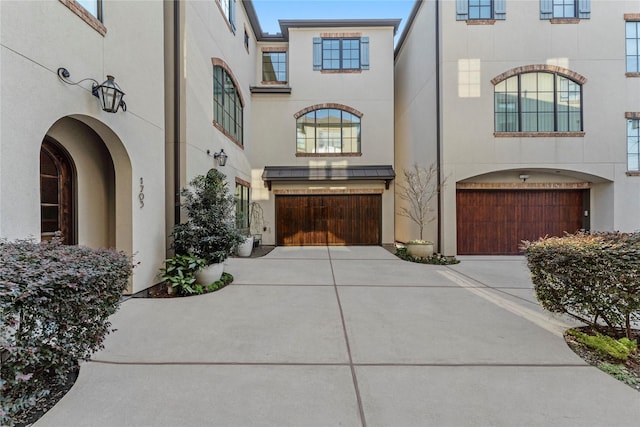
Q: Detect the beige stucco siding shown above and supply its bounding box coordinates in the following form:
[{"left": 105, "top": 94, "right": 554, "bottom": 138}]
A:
[{"left": 0, "top": 0, "right": 165, "bottom": 293}]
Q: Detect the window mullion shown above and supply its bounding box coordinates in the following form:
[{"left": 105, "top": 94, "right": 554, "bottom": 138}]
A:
[
  {"left": 553, "top": 73, "right": 558, "bottom": 132},
  {"left": 517, "top": 74, "right": 522, "bottom": 132}
]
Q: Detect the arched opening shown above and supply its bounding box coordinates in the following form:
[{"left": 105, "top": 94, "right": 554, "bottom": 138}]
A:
[
  {"left": 40, "top": 138, "right": 76, "bottom": 244},
  {"left": 43, "top": 116, "right": 131, "bottom": 256}
]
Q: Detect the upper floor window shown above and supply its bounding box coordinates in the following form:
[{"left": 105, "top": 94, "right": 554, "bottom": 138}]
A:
[
  {"left": 627, "top": 21, "right": 640, "bottom": 73},
  {"left": 313, "top": 37, "right": 369, "bottom": 71},
  {"left": 629, "top": 118, "right": 640, "bottom": 171},
  {"left": 296, "top": 108, "right": 361, "bottom": 154},
  {"left": 262, "top": 52, "right": 287, "bottom": 83},
  {"left": 540, "top": 0, "right": 590, "bottom": 20},
  {"left": 494, "top": 71, "right": 583, "bottom": 133},
  {"left": 76, "top": 0, "right": 102, "bottom": 21},
  {"left": 456, "top": 0, "right": 506, "bottom": 20},
  {"left": 218, "top": 0, "right": 236, "bottom": 31},
  {"left": 213, "top": 65, "right": 243, "bottom": 145}
]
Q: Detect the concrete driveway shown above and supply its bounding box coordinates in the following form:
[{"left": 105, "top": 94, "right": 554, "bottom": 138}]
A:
[{"left": 35, "top": 247, "right": 640, "bottom": 427}]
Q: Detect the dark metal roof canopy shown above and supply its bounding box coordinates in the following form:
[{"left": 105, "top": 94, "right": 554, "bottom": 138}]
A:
[{"left": 262, "top": 165, "right": 395, "bottom": 190}]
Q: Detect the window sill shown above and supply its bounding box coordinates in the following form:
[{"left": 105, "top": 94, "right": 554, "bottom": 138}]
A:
[
  {"left": 549, "top": 18, "right": 581, "bottom": 24},
  {"left": 320, "top": 69, "right": 363, "bottom": 74},
  {"left": 58, "top": 0, "right": 106, "bottom": 36},
  {"left": 626, "top": 171, "right": 640, "bottom": 177},
  {"left": 250, "top": 86, "right": 292, "bottom": 94},
  {"left": 494, "top": 132, "right": 585, "bottom": 138},
  {"left": 296, "top": 153, "right": 362, "bottom": 157},
  {"left": 466, "top": 20, "right": 496, "bottom": 25},
  {"left": 212, "top": 121, "right": 243, "bottom": 149},
  {"left": 626, "top": 72, "right": 640, "bottom": 78}
]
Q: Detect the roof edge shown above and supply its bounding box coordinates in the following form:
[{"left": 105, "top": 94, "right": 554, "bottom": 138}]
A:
[
  {"left": 280, "top": 19, "right": 402, "bottom": 39},
  {"left": 394, "top": 0, "right": 423, "bottom": 58}
]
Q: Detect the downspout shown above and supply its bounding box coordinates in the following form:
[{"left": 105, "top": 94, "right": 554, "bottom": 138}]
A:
[
  {"left": 435, "top": 0, "right": 442, "bottom": 253},
  {"left": 173, "top": 0, "right": 181, "bottom": 225}
]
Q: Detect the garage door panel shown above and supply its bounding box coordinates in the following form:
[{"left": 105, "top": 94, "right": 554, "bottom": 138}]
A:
[
  {"left": 277, "top": 195, "right": 381, "bottom": 246},
  {"left": 457, "top": 190, "right": 585, "bottom": 255}
]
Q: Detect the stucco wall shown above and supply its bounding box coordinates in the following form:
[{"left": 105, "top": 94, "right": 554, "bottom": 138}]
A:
[
  {"left": 396, "top": 0, "right": 640, "bottom": 255},
  {"left": 0, "top": 0, "right": 166, "bottom": 293},
  {"left": 250, "top": 25, "right": 397, "bottom": 245},
  {"left": 394, "top": 0, "right": 439, "bottom": 245}
]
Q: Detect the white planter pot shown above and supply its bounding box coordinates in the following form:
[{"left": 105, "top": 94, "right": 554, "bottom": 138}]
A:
[
  {"left": 195, "top": 262, "right": 223, "bottom": 285},
  {"left": 237, "top": 236, "right": 254, "bottom": 257},
  {"left": 406, "top": 243, "right": 434, "bottom": 258}
]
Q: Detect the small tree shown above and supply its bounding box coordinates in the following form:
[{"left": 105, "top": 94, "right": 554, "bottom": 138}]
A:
[
  {"left": 396, "top": 163, "right": 442, "bottom": 241},
  {"left": 172, "top": 169, "right": 244, "bottom": 264}
]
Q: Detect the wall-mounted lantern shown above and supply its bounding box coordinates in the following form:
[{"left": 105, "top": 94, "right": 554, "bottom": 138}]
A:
[
  {"left": 207, "top": 149, "right": 228, "bottom": 167},
  {"left": 57, "top": 67, "right": 127, "bottom": 113}
]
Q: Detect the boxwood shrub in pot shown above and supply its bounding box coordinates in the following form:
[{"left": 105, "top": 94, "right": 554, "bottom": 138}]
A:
[{"left": 171, "top": 169, "right": 245, "bottom": 273}]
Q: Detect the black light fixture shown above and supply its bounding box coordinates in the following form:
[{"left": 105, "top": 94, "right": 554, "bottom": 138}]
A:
[
  {"left": 206, "top": 148, "right": 228, "bottom": 167},
  {"left": 57, "top": 67, "right": 126, "bottom": 113}
]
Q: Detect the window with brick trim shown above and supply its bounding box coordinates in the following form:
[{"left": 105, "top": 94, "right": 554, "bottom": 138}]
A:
[
  {"left": 296, "top": 108, "right": 361, "bottom": 154},
  {"left": 627, "top": 21, "right": 640, "bottom": 73},
  {"left": 76, "top": 0, "right": 102, "bottom": 21},
  {"left": 218, "top": 0, "right": 236, "bottom": 31},
  {"left": 540, "top": 0, "right": 590, "bottom": 20},
  {"left": 456, "top": 0, "right": 506, "bottom": 20},
  {"left": 313, "top": 37, "right": 369, "bottom": 71},
  {"left": 494, "top": 71, "right": 583, "bottom": 133},
  {"left": 629, "top": 118, "right": 640, "bottom": 171},
  {"left": 262, "top": 52, "right": 287, "bottom": 83},
  {"left": 235, "top": 182, "right": 250, "bottom": 230},
  {"left": 213, "top": 65, "right": 243, "bottom": 145}
]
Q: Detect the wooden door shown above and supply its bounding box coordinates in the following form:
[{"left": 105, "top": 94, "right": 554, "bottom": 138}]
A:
[
  {"left": 456, "top": 190, "right": 585, "bottom": 255},
  {"left": 276, "top": 195, "right": 381, "bottom": 246},
  {"left": 40, "top": 139, "right": 75, "bottom": 244}
]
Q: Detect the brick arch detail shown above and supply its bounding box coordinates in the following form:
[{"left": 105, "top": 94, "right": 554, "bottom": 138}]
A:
[
  {"left": 491, "top": 64, "right": 587, "bottom": 85},
  {"left": 211, "top": 57, "right": 245, "bottom": 107},
  {"left": 294, "top": 103, "right": 364, "bottom": 119}
]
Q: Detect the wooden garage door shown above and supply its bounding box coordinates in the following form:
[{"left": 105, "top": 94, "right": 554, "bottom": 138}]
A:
[
  {"left": 276, "top": 195, "right": 381, "bottom": 246},
  {"left": 456, "top": 190, "right": 586, "bottom": 255}
]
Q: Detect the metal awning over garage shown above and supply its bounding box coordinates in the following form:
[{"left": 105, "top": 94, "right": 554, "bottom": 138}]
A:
[{"left": 262, "top": 165, "right": 395, "bottom": 190}]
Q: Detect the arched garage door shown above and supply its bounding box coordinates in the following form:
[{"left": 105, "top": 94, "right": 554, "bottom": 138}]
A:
[
  {"left": 276, "top": 194, "right": 381, "bottom": 246},
  {"left": 456, "top": 189, "right": 588, "bottom": 255}
]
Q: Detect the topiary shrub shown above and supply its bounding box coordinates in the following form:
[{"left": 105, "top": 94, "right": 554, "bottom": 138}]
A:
[
  {"left": 0, "top": 238, "right": 131, "bottom": 425},
  {"left": 523, "top": 232, "right": 640, "bottom": 339},
  {"left": 172, "top": 169, "right": 245, "bottom": 265}
]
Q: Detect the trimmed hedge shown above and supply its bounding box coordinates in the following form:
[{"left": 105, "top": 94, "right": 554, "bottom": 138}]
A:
[
  {"left": 0, "top": 238, "right": 131, "bottom": 425},
  {"left": 523, "top": 232, "right": 640, "bottom": 339}
]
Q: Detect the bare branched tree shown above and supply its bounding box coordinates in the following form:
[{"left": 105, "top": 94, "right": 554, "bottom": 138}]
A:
[{"left": 396, "top": 163, "right": 443, "bottom": 240}]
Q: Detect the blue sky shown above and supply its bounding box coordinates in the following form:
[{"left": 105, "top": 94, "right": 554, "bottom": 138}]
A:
[{"left": 251, "top": 0, "right": 416, "bottom": 40}]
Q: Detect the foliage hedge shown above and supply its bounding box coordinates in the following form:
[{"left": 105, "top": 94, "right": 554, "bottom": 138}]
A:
[
  {"left": 0, "top": 238, "right": 131, "bottom": 425},
  {"left": 523, "top": 232, "right": 640, "bottom": 339}
]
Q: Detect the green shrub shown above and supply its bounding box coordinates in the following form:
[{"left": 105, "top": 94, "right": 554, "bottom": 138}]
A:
[
  {"left": 567, "top": 329, "right": 636, "bottom": 361},
  {"left": 160, "top": 253, "right": 206, "bottom": 296},
  {"left": 0, "top": 238, "right": 131, "bottom": 425},
  {"left": 172, "top": 169, "right": 245, "bottom": 264},
  {"left": 395, "top": 246, "right": 460, "bottom": 265},
  {"left": 524, "top": 232, "right": 640, "bottom": 339}
]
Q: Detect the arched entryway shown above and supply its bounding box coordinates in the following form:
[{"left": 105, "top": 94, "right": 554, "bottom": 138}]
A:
[
  {"left": 40, "top": 138, "right": 76, "bottom": 244},
  {"left": 42, "top": 116, "right": 132, "bottom": 259}
]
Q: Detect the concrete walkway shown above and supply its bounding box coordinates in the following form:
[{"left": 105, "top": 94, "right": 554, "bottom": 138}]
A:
[{"left": 35, "top": 247, "right": 640, "bottom": 427}]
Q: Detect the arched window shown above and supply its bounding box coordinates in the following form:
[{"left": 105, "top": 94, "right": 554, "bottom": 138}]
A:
[
  {"left": 213, "top": 65, "right": 243, "bottom": 145},
  {"left": 296, "top": 108, "right": 361, "bottom": 154},
  {"left": 494, "top": 71, "right": 583, "bottom": 133},
  {"left": 40, "top": 139, "right": 75, "bottom": 244}
]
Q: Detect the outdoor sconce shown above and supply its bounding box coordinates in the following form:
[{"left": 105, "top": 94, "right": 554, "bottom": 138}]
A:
[
  {"left": 519, "top": 174, "right": 530, "bottom": 182},
  {"left": 57, "top": 67, "right": 127, "bottom": 113},
  {"left": 206, "top": 149, "right": 228, "bottom": 167}
]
